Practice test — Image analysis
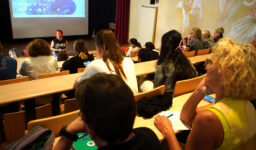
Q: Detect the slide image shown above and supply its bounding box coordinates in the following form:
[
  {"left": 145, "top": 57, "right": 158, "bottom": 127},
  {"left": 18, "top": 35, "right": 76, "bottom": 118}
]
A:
[{"left": 12, "top": 0, "right": 85, "bottom": 18}]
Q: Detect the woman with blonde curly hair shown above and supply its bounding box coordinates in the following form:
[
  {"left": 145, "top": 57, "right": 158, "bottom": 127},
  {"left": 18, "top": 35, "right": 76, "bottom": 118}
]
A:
[{"left": 154, "top": 38, "right": 256, "bottom": 150}]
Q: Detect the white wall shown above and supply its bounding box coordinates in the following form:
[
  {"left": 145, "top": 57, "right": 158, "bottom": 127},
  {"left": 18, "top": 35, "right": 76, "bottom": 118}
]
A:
[
  {"left": 128, "top": 0, "right": 149, "bottom": 41},
  {"left": 129, "top": 0, "right": 256, "bottom": 47}
]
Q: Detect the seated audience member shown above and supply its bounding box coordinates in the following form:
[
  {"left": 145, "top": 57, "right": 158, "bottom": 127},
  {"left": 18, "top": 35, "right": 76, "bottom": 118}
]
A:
[
  {"left": 202, "top": 30, "right": 214, "bottom": 48},
  {"left": 0, "top": 41, "right": 19, "bottom": 142},
  {"left": 213, "top": 27, "right": 224, "bottom": 43},
  {"left": 51, "top": 30, "right": 68, "bottom": 57},
  {"left": 252, "top": 35, "right": 256, "bottom": 48},
  {"left": 62, "top": 39, "right": 94, "bottom": 74},
  {"left": 182, "top": 27, "right": 204, "bottom": 52},
  {"left": 75, "top": 30, "right": 138, "bottom": 94},
  {"left": 54, "top": 73, "right": 163, "bottom": 150},
  {"left": 137, "top": 48, "right": 154, "bottom": 92},
  {"left": 154, "top": 30, "right": 198, "bottom": 94},
  {"left": 0, "top": 40, "right": 17, "bottom": 80},
  {"left": 145, "top": 42, "right": 159, "bottom": 60},
  {"left": 126, "top": 38, "right": 142, "bottom": 57},
  {"left": 19, "top": 39, "right": 58, "bottom": 80},
  {"left": 57, "top": 51, "right": 69, "bottom": 62},
  {"left": 154, "top": 38, "right": 256, "bottom": 150}
]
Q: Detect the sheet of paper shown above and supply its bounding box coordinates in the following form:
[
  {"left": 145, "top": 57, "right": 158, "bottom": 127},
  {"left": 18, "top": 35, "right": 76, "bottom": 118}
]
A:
[{"left": 159, "top": 111, "right": 191, "bottom": 131}]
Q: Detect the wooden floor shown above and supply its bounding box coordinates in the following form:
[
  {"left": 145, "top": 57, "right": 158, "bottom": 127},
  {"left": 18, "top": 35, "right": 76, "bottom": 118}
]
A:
[{"left": 1, "top": 37, "right": 96, "bottom": 56}]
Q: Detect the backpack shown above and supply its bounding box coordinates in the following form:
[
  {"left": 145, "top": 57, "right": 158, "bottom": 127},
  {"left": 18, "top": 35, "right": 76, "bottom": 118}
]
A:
[
  {"left": 137, "top": 92, "right": 173, "bottom": 118},
  {"left": 8, "top": 48, "right": 22, "bottom": 58},
  {"left": 5, "top": 126, "right": 55, "bottom": 150}
]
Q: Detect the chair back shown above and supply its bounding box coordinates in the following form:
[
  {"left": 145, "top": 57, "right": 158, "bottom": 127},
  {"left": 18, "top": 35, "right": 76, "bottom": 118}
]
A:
[
  {"left": 197, "top": 48, "right": 210, "bottom": 55},
  {"left": 77, "top": 68, "right": 85, "bottom": 73},
  {"left": 64, "top": 98, "right": 79, "bottom": 113},
  {"left": 173, "top": 74, "right": 206, "bottom": 97},
  {"left": 183, "top": 50, "right": 196, "bottom": 57},
  {"left": 38, "top": 70, "right": 70, "bottom": 79},
  {"left": 134, "top": 85, "right": 165, "bottom": 102},
  {"left": 0, "top": 76, "right": 29, "bottom": 86},
  {"left": 27, "top": 110, "right": 79, "bottom": 135},
  {"left": 3, "top": 103, "right": 52, "bottom": 143}
]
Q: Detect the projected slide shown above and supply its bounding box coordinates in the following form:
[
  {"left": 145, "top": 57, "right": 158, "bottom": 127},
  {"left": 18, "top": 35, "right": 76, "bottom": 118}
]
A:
[{"left": 11, "top": 0, "right": 85, "bottom": 18}]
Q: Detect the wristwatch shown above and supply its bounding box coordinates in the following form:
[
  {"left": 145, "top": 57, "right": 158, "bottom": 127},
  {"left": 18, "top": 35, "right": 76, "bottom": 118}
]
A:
[{"left": 59, "top": 126, "right": 78, "bottom": 141}]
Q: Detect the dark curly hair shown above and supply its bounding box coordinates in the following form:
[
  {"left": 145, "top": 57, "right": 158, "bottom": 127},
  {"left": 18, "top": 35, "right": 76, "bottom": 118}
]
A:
[{"left": 27, "top": 39, "right": 51, "bottom": 57}]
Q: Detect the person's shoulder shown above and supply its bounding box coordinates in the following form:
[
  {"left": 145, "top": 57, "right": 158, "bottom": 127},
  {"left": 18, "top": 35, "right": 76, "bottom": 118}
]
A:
[
  {"left": 52, "top": 38, "right": 57, "bottom": 42},
  {"left": 4, "top": 56, "right": 17, "bottom": 62},
  {"left": 45, "top": 55, "right": 56, "bottom": 60},
  {"left": 133, "top": 127, "right": 157, "bottom": 137},
  {"left": 123, "top": 57, "right": 134, "bottom": 63},
  {"left": 194, "top": 109, "right": 220, "bottom": 127},
  {"left": 86, "top": 59, "right": 104, "bottom": 68},
  {"left": 133, "top": 127, "right": 162, "bottom": 149}
]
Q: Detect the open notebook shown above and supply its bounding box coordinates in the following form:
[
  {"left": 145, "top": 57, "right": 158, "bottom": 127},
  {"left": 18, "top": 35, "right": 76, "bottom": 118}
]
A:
[{"left": 158, "top": 111, "right": 191, "bottom": 131}]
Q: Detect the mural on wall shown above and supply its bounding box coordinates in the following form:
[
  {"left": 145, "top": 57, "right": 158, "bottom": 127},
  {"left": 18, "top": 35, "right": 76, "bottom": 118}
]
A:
[
  {"left": 176, "top": 0, "right": 256, "bottom": 42},
  {"left": 177, "top": 0, "right": 203, "bottom": 36}
]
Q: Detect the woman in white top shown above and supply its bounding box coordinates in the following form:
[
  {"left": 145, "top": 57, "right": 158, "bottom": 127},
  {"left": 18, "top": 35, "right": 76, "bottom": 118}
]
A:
[
  {"left": 75, "top": 30, "right": 138, "bottom": 94},
  {"left": 19, "top": 39, "right": 58, "bottom": 80},
  {"left": 126, "top": 38, "right": 141, "bottom": 57}
]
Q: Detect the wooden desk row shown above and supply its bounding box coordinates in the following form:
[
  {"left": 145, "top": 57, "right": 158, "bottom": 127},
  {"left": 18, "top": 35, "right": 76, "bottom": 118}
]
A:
[
  {"left": 0, "top": 73, "right": 82, "bottom": 122},
  {"left": 1, "top": 54, "right": 211, "bottom": 123},
  {"left": 134, "top": 53, "right": 212, "bottom": 76}
]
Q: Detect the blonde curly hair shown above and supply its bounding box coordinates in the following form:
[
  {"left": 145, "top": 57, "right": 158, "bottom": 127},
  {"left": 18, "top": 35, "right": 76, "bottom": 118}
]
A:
[{"left": 212, "top": 38, "right": 256, "bottom": 100}]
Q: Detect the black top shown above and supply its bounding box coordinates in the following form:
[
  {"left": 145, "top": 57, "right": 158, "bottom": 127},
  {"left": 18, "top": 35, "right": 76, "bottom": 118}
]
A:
[
  {"left": 62, "top": 54, "right": 94, "bottom": 74},
  {"left": 152, "top": 51, "right": 160, "bottom": 60},
  {"left": 53, "top": 38, "right": 67, "bottom": 50},
  {"left": 214, "top": 35, "right": 223, "bottom": 43},
  {"left": 99, "top": 127, "right": 162, "bottom": 150}
]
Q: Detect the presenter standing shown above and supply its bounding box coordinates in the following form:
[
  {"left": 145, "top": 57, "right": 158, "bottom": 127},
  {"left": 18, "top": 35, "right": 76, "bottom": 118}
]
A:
[{"left": 51, "top": 30, "right": 68, "bottom": 57}]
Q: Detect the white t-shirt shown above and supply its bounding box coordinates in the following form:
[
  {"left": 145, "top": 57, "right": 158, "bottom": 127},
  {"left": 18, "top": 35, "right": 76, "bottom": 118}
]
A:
[
  {"left": 126, "top": 46, "right": 140, "bottom": 57},
  {"left": 78, "top": 57, "right": 138, "bottom": 94},
  {"left": 19, "top": 56, "right": 58, "bottom": 80}
]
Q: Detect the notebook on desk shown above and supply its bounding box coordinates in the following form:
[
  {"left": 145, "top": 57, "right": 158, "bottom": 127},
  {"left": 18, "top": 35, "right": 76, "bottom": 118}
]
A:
[{"left": 158, "top": 111, "right": 191, "bottom": 131}]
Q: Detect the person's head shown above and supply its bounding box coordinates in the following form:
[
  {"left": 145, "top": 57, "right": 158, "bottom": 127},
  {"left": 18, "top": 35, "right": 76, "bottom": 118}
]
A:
[
  {"left": 26, "top": 39, "right": 51, "bottom": 57},
  {"left": 202, "top": 30, "right": 211, "bottom": 40},
  {"left": 74, "top": 39, "right": 89, "bottom": 60},
  {"left": 138, "top": 48, "right": 153, "bottom": 62},
  {"left": 190, "top": 27, "right": 202, "bottom": 39},
  {"left": 74, "top": 39, "right": 88, "bottom": 54},
  {"left": 55, "top": 30, "right": 63, "bottom": 40},
  {"left": 76, "top": 73, "right": 136, "bottom": 145},
  {"left": 129, "top": 38, "right": 141, "bottom": 48},
  {"left": 57, "top": 51, "right": 68, "bottom": 61},
  {"left": 207, "top": 38, "right": 256, "bottom": 100},
  {"left": 95, "top": 29, "right": 126, "bottom": 79},
  {"left": 158, "top": 30, "right": 182, "bottom": 64},
  {"left": 145, "top": 42, "right": 155, "bottom": 50},
  {"left": 214, "top": 27, "right": 224, "bottom": 37}
]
